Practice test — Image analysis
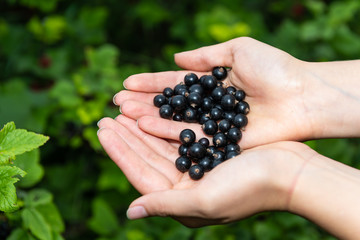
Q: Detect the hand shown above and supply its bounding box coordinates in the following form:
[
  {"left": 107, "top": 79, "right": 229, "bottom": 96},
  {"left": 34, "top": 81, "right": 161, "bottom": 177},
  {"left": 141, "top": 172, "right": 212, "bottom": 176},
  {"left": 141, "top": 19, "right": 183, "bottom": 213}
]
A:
[{"left": 97, "top": 115, "right": 315, "bottom": 227}]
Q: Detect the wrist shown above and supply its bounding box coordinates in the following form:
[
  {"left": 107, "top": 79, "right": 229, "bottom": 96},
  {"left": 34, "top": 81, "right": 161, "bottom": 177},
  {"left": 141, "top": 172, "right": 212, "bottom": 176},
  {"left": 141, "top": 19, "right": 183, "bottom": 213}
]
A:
[{"left": 301, "top": 60, "right": 360, "bottom": 139}]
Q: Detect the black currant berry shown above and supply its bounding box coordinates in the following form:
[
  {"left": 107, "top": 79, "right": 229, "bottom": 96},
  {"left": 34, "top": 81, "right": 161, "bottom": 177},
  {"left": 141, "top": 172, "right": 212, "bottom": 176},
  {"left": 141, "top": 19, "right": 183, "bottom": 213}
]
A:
[
  {"left": 163, "top": 87, "right": 174, "bottom": 98},
  {"left": 189, "top": 165, "right": 204, "bottom": 180},
  {"left": 173, "top": 113, "right": 183, "bottom": 121},
  {"left": 199, "top": 156, "right": 213, "bottom": 172},
  {"left": 198, "top": 137, "right": 210, "bottom": 147},
  {"left": 179, "top": 129, "right": 196, "bottom": 146},
  {"left": 153, "top": 94, "right": 167, "bottom": 108},
  {"left": 183, "top": 107, "right": 198, "bottom": 123},
  {"left": 221, "top": 94, "right": 236, "bottom": 111},
  {"left": 223, "top": 111, "right": 236, "bottom": 122},
  {"left": 227, "top": 127, "right": 242, "bottom": 143},
  {"left": 226, "top": 86, "right": 237, "bottom": 95},
  {"left": 202, "top": 120, "right": 218, "bottom": 135},
  {"left": 218, "top": 119, "right": 231, "bottom": 133},
  {"left": 211, "top": 86, "right": 226, "bottom": 102},
  {"left": 198, "top": 113, "right": 210, "bottom": 124},
  {"left": 178, "top": 144, "right": 189, "bottom": 156},
  {"left": 206, "top": 146, "right": 217, "bottom": 156},
  {"left": 225, "top": 151, "right": 239, "bottom": 160},
  {"left": 159, "top": 104, "right": 173, "bottom": 119},
  {"left": 233, "top": 113, "right": 248, "bottom": 128},
  {"left": 234, "top": 101, "right": 250, "bottom": 115},
  {"left": 212, "top": 66, "right": 228, "bottom": 80},
  {"left": 213, "top": 132, "right": 227, "bottom": 148},
  {"left": 175, "top": 156, "right": 192, "bottom": 172},
  {"left": 174, "top": 84, "right": 187, "bottom": 95},
  {"left": 184, "top": 73, "right": 199, "bottom": 86},
  {"left": 201, "top": 75, "right": 217, "bottom": 90},
  {"left": 235, "top": 89, "right": 246, "bottom": 102},
  {"left": 187, "top": 92, "right": 202, "bottom": 108},
  {"left": 188, "top": 142, "right": 206, "bottom": 161},
  {"left": 189, "top": 84, "right": 204, "bottom": 96},
  {"left": 224, "top": 143, "right": 240, "bottom": 153},
  {"left": 213, "top": 150, "right": 225, "bottom": 161},
  {"left": 202, "top": 97, "right": 214, "bottom": 111},
  {"left": 212, "top": 159, "right": 223, "bottom": 168},
  {"left": 171, "top": 95, "right": 187, "bottom": 111},
  {"left": 209, "top": 107, "right": 223, "bottom": 121}
]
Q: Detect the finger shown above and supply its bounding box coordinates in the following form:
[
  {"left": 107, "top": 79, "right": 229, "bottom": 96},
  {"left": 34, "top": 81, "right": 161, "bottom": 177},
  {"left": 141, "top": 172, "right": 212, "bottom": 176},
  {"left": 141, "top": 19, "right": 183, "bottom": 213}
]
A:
[
  {"left": 137, "top": 116, "right": 207, "bottom": 142},
  {"left": 121, "top": 100, "right": 159, "bottom": 119},
  {"left": 123, "top": 70, "right": 207, "bottom": 92},
  {"left": 98, "top": 118, "right": 181, "bottom": 184},
  {"left": 114, "top": 115, "right": 180, "bottom": 163},
  {"left": 114, "top": 90, "right": 157, "bottom": 107},
  {"left": 174, "top": 38, "right": 245, "bottom": 71},
  {"left": 97, "top": 127, "right": 172, "bottom": 194}
]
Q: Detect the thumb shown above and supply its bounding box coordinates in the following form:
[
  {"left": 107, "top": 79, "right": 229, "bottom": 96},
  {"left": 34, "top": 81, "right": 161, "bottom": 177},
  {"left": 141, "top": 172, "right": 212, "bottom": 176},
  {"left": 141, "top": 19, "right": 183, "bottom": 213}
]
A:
[
  {"left": 126, "top": 189, "right": 201, "bottom": 219},
  {"left": 174, "top": 37, "right": 245, "bottom": 71}
]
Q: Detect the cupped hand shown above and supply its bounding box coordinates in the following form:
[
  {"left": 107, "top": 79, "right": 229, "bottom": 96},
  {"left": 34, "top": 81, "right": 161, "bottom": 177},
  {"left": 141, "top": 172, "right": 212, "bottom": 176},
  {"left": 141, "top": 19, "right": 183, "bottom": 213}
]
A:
[
  {"left": 97, "top": 115, "right": 316, "bottom": 227},
  {"left": 114, "top": 37, "right": 315, "bottom": 149}
]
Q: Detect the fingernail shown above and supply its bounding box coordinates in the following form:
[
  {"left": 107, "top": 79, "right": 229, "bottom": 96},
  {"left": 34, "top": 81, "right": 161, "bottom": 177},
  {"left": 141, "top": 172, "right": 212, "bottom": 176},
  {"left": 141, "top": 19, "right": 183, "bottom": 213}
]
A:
[
  {"left": 113, "top": 93, "right": 118, "bottom": 106},
  {"left": 97, "top": 118, "right": 103, "bottom": 127},
  {"left": 119, "top": 105, "right": 122, "bottom": 114},
  {"left": 123, "top": 79, "right": 128, "bottom": 90},
  {"left": 97, "top": 127, "right": 105, "bottom": 135},
  {"left": 126, "top": 206, "right": 148, "bottom": 219}
]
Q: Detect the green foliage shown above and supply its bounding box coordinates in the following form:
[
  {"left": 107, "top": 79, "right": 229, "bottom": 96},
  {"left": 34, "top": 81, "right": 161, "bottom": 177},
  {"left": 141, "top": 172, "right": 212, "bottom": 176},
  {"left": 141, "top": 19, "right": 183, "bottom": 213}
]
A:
[{"left": 1, "top": 0, "right": 360, "bottom": 239}]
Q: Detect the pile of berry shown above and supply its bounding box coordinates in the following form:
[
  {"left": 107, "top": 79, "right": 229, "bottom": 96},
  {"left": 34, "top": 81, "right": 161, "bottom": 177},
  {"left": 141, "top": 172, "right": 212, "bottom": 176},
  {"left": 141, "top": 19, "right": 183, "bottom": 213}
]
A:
[{"left": 153, "top": 67, "right": 249, "bottom": 180}]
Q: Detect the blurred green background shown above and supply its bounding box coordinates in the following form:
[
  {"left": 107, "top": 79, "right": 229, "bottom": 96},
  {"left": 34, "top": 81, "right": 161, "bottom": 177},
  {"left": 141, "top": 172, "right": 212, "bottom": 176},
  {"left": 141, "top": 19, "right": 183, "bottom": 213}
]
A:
[{"left": 1, "top": 0, "right": 360, "bottom": 239}]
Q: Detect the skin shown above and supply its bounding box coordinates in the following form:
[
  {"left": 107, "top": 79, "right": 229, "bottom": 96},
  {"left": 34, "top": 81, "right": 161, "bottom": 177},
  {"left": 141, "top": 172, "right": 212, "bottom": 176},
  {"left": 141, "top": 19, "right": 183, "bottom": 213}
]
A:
[{"left": 97, "top": 37, "right": 360, "bottom": 239}]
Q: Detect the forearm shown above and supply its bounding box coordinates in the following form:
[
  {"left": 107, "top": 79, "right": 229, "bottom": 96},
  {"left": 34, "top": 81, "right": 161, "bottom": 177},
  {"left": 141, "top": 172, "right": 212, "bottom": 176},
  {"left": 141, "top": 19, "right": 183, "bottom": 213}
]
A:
[
  {"left": 288, "top": 152, "right": 360, "bottom": 239},
  {"left": 303, "top": 60, "right": 360, "bottom": 138}
]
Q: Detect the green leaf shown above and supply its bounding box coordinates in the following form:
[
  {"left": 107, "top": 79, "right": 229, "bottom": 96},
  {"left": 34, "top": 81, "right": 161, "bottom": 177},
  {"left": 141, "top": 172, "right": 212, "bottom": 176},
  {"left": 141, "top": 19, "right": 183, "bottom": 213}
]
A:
[
  {"left": 13, "top": 149, "right": 44, "bottom": 188},
  {"left": 88, "top": 197, "right": 119, "bottom": 236},
  {"left": 0, "top": 127, "right": 49, "bottom": 164},
  {"left": 0, "top": 121, "right": 16, "bottom": 144},
  {"left": 0, "top": 165, "right": 25, "bottom": 212},
  {"left": 36, "top": 202, "right": 65, "bottom": 233},
  {"left": 6, "top": 227, "right": 37, "bottom": 240},
  {"left": 22, "top": 208, "right": 53, "bottom": 240},
  {"left": 24, "top": 189, "right": 53, "bottom": 208}
]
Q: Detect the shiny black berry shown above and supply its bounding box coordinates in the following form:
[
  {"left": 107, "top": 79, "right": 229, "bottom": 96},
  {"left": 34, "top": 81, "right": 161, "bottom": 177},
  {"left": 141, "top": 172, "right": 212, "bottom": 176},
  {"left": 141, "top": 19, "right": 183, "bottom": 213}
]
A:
[
  {"left": 198, "top": 137, "right": 210, "bottom": 147},
  {"left": 235, "top": 89, "right": 246, "bottom": 102},
  {"left": 209, "top": 107, "right": 223, "bottom": 121},
  {"left": 175, "top": 156, "right": 192, "bottom": 172},
  {"left": 153, "top": 94, "right": 167, "bottom": 108},
  {"left": 188, "top": 142, "right": 206, "bottom": 161},
  {"left": 226, "top": 86, "right": 237, "bottom": 95},
  {"left": 221, "top": 94, "right": 236, "bottom": 111},
  {"left": 189, "top": 165, "right": 204, "bottom": 180},
  {"left": 212, "top": 159, "right": 223, "bottom": 168},
  {"left": 173, "top": 113, "right": 183, "bottom": 121},
  {"left": 198, "top": 113, "right": 210, "bottom": 124},
  {"left": 174, "top": 84, "right": 187, "bottom": 95},
  {"left": 199, "top": 156, "right": 213, "bottom": 172},
  {"left": 225, "top": 151, "right": 239, "bottom": 160},
  {"left": 227, "top": 127, "right": 242, "bottom": 143},
  {"left": 184, "top": 73, "right": 199, "bottom": 86},
  {"left": 206, "top": 146, "right": 217, "bottom": 156},
  {"left": 189, "top": 84, "right": 204, "bottom": 96},
  {"left": 171, "top": 95, "right": 187, "bottom": 111},
  {"left": 159, "top": 104, "right": 173, "bottom": 119},
  {"left": 213, "top": 150, "right": 225, "bottom": 161},
  {"left": 179, "top": 129, "right": 196, "bottom": 146},
  {"left": 234, "top": 101, "right": 250, "bottom": 115},
  {"left": 187, "top": 92, "right": 202, "bottom": 108},
  {"left": 178, "top": 144, "right": 189, "bottom": 156},
  {"left": 218, "top": 119, "right": 231, "bottom": 133},
  {"left": 163, "top": 87, "right": 174, "bottom": 98},
  {"left": 201, "top": 75, "right": 217, "bottom": 90},
  {"left": 183, "top": 107, "right": 198, "bottom": 123},
  {"left": 212, "top": 66, "right": 228, "bottom": 80},
  {"left": 223, "top": 111, "right": 236, "bottom": 122},
  {"left": 202, "top": 120, "right": 218, "bottom": 135},
  {"left": 213, "top": 132, "right": 227, "bottom": 148},
  {"left": 233, "top": 113, "right": 248, "bottom": 128},
  {"left": 202, "top": 97, "right": 214, "bottom": 111},
  {"left": 224, "top": 143, "right": 240, "bottom": 153},
  {"left": 211, "top": 86, "right": 226, "bottom": 102}
]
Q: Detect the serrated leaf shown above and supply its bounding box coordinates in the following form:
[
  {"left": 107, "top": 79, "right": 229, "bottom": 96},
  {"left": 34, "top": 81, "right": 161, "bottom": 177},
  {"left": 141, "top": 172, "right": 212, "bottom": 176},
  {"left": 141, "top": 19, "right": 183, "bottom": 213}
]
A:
[
  {"left": 14, "top": 149, "right": 44, "bottom": 188},
  {"left": 0, "top": 165, "right": 26, "bottom": 212},
  {"left": 0, "top": 121, "right": 16, "bottom": 144},
  {"left": 0, "top": 128, "right": 49, "bottom": 164},
  {"left": 22, "top": 208, "right": 53, "bottom": 240}
]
